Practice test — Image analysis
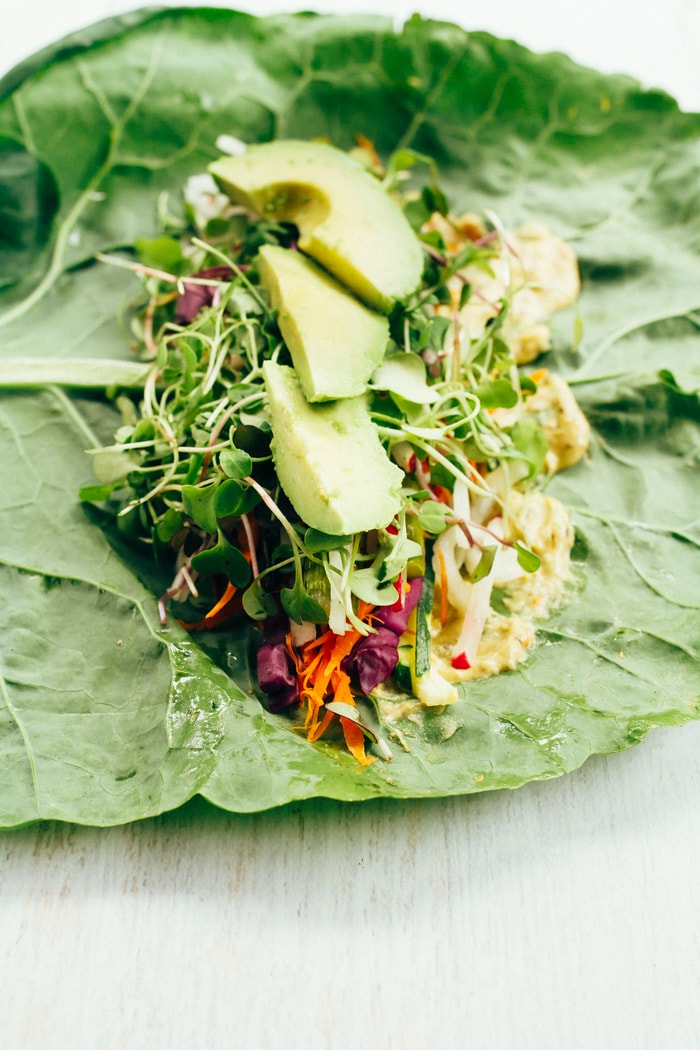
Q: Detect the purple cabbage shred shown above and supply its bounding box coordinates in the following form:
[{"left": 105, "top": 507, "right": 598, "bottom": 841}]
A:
[
  {"left": 256, "top": 614, "right": 299, "bottom": 713},
  {"left": 342, "top": 577, "right": 423, "bottom": 694},
  {"left": 375, "top": 576, "right": 423, "bottom": 634},
  {"left": 176, "top": 265, "right": 233, "bottom": 324},
  {"left": 256, "top": 578, "right": 425, "bottom": 710}
]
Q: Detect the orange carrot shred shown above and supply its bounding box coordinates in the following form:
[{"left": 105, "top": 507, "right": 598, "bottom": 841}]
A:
[
  {"left": 289, "top": 603, "right": 378, "bottom": 763},
  {"left": 178, "top": 581, "right": 239, "bottom": 632},
  {"left": 431, "top": 484, "right": 452, "bottom": 506},
  {"left": 285, "top": 632, "right": 303, "bottom": 673},
  {"left": 307, "top": 707, "right": 335, "bottom": 743},
  {"left": 179, "top": 547, "right": 253, "bottom": 632},
  {"left": 340, "top": 717, "right": 376, "bottom": 766}
]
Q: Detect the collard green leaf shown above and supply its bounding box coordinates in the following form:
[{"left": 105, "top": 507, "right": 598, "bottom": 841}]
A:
[
  {"left": 0, "top": 9, "right": 698, "bottom": 825},
  {"left": 0, "top": 137, "right": 58, "bottom": 296}
]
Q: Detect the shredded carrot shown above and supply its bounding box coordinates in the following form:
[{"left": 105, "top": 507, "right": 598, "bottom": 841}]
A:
[
  {"left": 529, "top": 367, "right": 549, "bottom": 385},
  {"left": 303, "top": 630, "right": 360, "bottom": 706},
  {"left": 340, "top": 717, "right": 376, "bottom": 766},
  {"left": 284, "top": 631, "right": 303, "bottom": 674},
  {"left": 179, "top": 543, "right": 253, "bottom": 632},
  {"left": 436, "top": 546, "right": 449, "bottom": 627},
  {"left": 179, "top": 580, "right": 240, "bottom": 631},
  {"left": 431, "top": 484, "right": 452, "bottom": 506},
  {"left": 307, "top": 707, "right": 334, "bottom": 743},
  {"left": 290, "top": 602, "right": 376, "bottom": 757}
]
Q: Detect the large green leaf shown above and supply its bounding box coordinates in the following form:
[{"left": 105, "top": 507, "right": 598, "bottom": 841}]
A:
[{"left": 0, "top": 9, "right": 698, "bottom": 826}]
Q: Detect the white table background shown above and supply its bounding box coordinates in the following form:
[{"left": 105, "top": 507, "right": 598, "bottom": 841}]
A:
[{"left": 2, "top": 3, "right": 699, "bottom": 1048}]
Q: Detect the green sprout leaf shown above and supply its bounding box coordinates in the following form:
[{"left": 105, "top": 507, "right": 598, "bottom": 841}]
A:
[
  {"left": 304, "top": 528, "right": 352, "bottom": 553},
  {"left": 414, "top": 499, "right": 452, "bottom": 536},
  {"left": 135, "top": 236, "right": 185, "bottom": 275},
  {"left": 471, "top": 545, "right": 498, "bottom": 583},
  {"left": 280, "top": 578, "right": 328, "bottom": 625},
  {"left": 220, "top": 447, "right": 253, "bottom": 479},
  {"left": 508, "top": 417, "right": 549, "bottom": 478},
  {"left": 372, "top": 353, "right": 441, "bottom": 404},
  {"left": 214, "top": 478, "right": 258, "bottom": 518},
  {"left": 155, "top": 508, "right": 185, "bottom": 543},
  {"left": 350, "top": 567, "right": 400, "bottom": 606},
  {"left": 242, "top": 578, "right": 277, "bottom": 620},
  {"left": 182, "top": 483, "right": 218, "bottom": 534},
  {"left": 475, "top": 378, "right": 520, "bottom": 410},
  {"left": 515, "top": 543, "right": 542, "bottom": 574},
  {"left": 190, "top": 529, "right": 252, "bottom": 585}
]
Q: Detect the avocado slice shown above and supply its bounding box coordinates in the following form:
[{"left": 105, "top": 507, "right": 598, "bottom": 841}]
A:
[
  {"left": 263, "top": 361, "right": 404, "bottom": 535},
  {"left": 257, "top": 244, "right": 389, "bottom": 402},
  {"left": 209, "top": 140, "right": 424, "bottom": 313}
]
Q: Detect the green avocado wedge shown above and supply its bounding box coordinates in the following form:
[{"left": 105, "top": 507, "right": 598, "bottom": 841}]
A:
[
  {"left": 263, "top": 360, "right": 404, "bottom": 535},
  {"left": 0, "top": 9, "right": 699, "bottom": 826},
  {"left": 209, "top": 139, "right": 424, "bottom": 312},
  {"left": 257, "top": 244, "right": 389, "bottom": 402}
]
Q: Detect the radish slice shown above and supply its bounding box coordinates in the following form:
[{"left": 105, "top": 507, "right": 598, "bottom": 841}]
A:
[
  {"left": 290, "top": 619, "right": 317, "bottom": 647},
  {"left": 451, "top": 573, "right": 494, "bottom": 669},
  {"left": 433, "top": 525, "right": 472, "bottom": 613},
  {"left": 452, "top": 477, "right": 471, "bottom": 522}
]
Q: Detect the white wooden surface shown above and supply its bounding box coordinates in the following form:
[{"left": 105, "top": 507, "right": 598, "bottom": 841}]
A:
[{"left": 2, "top": 4, "right": 699, "bottom": 1048}]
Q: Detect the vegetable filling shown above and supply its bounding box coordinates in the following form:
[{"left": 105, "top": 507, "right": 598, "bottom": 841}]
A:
[{"left": 82, "top": 137, "right": 589, "bottom": 763}]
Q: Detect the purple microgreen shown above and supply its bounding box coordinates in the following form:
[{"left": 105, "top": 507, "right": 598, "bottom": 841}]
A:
[
  {"left": 189, "top": 236, "right": 271, "bottom": 318},
  {"left": 175, "top": 264, "right": 233, "bottom": 323}
]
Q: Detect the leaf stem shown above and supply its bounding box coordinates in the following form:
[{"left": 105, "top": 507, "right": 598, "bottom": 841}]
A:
[{"left": 0, "top": 358, "right": 151, "bottom": 390}]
